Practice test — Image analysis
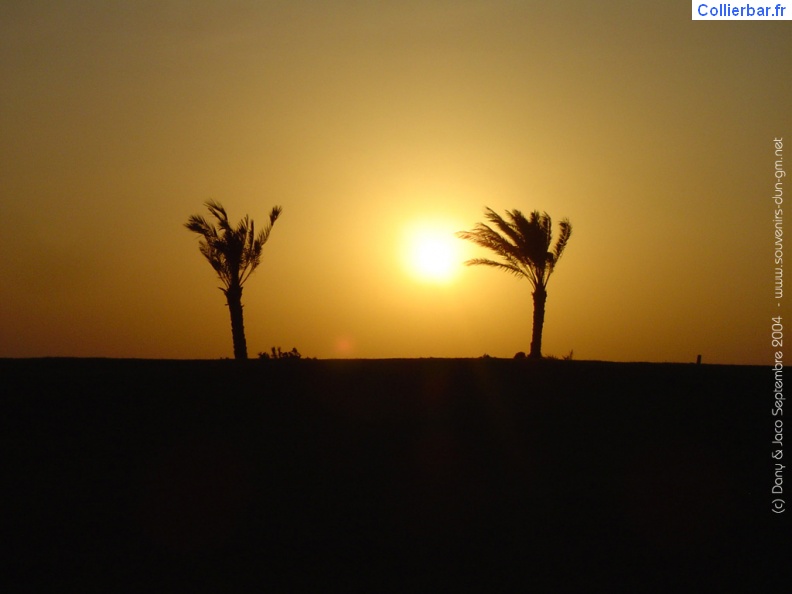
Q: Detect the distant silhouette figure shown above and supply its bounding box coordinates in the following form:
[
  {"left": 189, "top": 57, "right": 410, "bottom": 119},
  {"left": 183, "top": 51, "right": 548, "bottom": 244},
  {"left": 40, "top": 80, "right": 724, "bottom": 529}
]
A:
[
  {"left": 185, "top": 201, "right": 281, "bottom": 359},
  {"left": 457, "top": 208, "right": 572, "bottom": 359}
]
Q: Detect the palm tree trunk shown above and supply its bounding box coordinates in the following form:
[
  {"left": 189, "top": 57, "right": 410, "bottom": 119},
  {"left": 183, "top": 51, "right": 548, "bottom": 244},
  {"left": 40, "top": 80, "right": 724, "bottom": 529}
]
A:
[
  {"left": 225, "top": 284, "right": 248, "bottom": 360},
  {"left": 530, "top": 287, "right": 547, "bottom": 359}
]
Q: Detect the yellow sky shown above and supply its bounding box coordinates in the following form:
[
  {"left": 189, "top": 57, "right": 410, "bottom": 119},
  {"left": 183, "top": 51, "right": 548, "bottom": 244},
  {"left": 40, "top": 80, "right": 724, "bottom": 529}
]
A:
[{"left": 1, "top": 1, "right": 789, "bottom": 364}]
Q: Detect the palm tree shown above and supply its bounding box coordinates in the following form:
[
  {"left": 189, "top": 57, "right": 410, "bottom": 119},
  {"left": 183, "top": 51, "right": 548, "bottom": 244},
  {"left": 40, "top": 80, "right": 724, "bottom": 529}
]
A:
[
  {"left": 457, "top": 207, "right": 571, "bottom": 359},
  {"left": 185, "top": 200, "right": 282, "bottom": 359}
]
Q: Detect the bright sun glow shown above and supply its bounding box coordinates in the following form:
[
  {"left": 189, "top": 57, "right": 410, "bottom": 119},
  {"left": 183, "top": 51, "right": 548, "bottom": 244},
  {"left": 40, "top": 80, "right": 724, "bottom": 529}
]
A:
[{"left": 402, "top": 222, "right": 462, "bottom": 283}]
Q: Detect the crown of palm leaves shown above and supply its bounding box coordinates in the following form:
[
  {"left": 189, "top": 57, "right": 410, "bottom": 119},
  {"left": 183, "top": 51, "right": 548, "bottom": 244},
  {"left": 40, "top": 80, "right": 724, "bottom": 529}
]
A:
[
  {"left": 185, "top": 200, "right": 282, "bottom": 292},
  {"left": 457, "top": 207, "right": 571, "bottom": 290}
]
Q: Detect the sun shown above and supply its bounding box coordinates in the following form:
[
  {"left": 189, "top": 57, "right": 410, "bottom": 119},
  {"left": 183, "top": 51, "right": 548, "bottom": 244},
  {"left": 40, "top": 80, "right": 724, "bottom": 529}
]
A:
[{"left": 402, "top": 222, "right": 462, "bottom": 283}]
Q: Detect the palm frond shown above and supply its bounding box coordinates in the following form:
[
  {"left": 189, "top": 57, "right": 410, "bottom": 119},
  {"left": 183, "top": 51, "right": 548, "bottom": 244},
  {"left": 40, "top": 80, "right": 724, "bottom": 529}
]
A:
[
  {"left": 184, "top": 215, "right": 215, "bottom": 238},
  {"left": 464, "top": 258, "right": 526, "bottom": 278},
  {"left": 511, "top": 210, "right": 551, "bottom": 269},
  {"left": 205, "top": 200, "right": 229, "bottom": 227},
  {"left": 257, "top": 206, "right": 282, "bottom": 247},
  {"left": 457, "top": 224, "right": 519, "bottom": 263},
  {"left": 552, "top": 218, "right": 572, "bottom": 263},
  {"left": 483, "top": 208, "right": 523, "bottom": 249}
]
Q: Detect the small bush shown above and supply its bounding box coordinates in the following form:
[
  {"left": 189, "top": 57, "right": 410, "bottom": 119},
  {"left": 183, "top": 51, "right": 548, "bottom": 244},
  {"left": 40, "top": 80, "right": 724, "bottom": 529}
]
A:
[
  {"left": 541, "top": 350, "right": 573, "bottom": 361},
  {"left": 259, "top": 347, "right": 304, "bottom": 361}
]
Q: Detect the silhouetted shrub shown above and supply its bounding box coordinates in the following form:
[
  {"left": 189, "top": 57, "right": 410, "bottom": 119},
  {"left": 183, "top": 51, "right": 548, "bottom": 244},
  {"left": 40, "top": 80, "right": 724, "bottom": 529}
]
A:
[
  {"left": 514, "top": 351, "right": 526, "bottom": 359},
  {"left": 258, "top": 347, "right": 303, "bottom": 361},
  {"left": 541, "top": 350, "right": 573, "bottom": 361}
]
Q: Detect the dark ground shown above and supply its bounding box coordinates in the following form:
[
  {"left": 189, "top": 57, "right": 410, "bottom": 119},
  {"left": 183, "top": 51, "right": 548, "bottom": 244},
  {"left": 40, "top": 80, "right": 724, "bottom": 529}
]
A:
[{"left": 2, "top": 358, "right": 787, "bottom": 591}]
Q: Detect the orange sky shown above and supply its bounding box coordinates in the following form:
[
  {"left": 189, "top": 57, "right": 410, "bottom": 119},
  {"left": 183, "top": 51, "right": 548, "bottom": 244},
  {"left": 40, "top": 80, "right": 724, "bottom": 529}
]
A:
[{"left": 1, "top": 2, "right": 789, "bottom": 364}]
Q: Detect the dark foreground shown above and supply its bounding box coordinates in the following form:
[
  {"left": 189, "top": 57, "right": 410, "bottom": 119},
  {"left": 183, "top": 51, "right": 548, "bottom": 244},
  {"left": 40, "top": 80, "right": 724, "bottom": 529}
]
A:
[{"left": 3, "top": 358, "right": 787, "bottom": 591}]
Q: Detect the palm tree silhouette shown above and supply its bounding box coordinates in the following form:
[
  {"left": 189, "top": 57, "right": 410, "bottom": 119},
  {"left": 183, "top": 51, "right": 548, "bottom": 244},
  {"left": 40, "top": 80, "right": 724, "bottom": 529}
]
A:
[
  {"left": 185, "top": 201, "right": 282, "bottom": 359},
  {"left": 457, "top": 208, "right": 572, "bottom": 359}
]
